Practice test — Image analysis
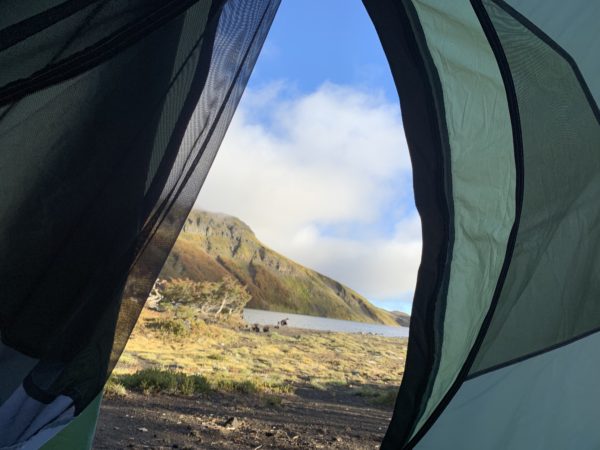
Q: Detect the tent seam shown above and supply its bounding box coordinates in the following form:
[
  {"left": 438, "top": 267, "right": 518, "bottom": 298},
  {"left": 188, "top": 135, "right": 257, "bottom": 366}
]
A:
[{"left": 467, "top": 325, "right": 600, "bottom": 380}]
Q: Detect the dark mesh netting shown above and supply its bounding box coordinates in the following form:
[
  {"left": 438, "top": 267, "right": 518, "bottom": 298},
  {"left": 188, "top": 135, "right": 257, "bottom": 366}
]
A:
[
  {"left": 469, "top": 0, "right": 600, "bottom": 377},
  {"left": 0, "top": 0, "right": 279, "bottom": 444}
]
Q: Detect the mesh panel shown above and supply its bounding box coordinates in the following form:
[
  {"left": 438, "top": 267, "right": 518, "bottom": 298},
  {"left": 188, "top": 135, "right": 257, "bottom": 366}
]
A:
[
  {"left": 0, "top": 1, "right": 203, "bottom": 97},
  {"left": 0, "top": 0, "right": 279, "bottom": 434},
  {"left": 470, "top": 0, "right": 600, "bottom": 375}
]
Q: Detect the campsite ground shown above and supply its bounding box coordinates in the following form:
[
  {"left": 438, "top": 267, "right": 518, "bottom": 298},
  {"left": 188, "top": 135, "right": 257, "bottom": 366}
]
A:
[
  {"left": 94, "top": 387, "right": 392, "bottom": 449},
  {"left": 94, "top": 308, "right": 406, "bottom": 449}
]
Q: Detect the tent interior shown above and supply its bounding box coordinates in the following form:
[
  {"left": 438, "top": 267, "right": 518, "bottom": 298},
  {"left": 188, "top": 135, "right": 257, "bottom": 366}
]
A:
[{"left": 1, "top": 0, "right": 599, "bottom": 449}]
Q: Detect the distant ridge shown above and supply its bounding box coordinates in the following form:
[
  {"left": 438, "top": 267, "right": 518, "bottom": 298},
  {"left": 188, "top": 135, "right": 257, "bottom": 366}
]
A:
[{"left": 161, "top": 210, "right": 409, "bottom": 327}]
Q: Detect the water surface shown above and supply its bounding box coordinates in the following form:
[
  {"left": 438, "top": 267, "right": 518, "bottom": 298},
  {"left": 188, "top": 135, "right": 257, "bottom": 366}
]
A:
[{"left": 243, "top": 308, "right": 408, "bottom": 338}]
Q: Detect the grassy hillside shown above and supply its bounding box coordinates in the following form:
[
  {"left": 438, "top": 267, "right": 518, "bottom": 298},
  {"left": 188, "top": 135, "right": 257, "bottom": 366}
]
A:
[{"left": 160, "top": 210, "right": 407, "bottom": 326}]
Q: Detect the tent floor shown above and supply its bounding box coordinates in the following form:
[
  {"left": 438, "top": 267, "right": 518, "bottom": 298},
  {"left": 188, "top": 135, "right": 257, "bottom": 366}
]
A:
[{"left": 93, "top": 388, "right": 391, "bottom": 449}]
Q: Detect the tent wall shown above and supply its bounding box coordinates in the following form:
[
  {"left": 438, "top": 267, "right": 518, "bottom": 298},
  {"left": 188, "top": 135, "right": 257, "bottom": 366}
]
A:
[
  {"left": 417, "top": 332, "right": 600, "bottom": 449},
  {"left": 368, "top": 0, "right": 600, "bottom": 448},
  {"left": 365, "top": 0, "right": 517, "bottom": 445}
]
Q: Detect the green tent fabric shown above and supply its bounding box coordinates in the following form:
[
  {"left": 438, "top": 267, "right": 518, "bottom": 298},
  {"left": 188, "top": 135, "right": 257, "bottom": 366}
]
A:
[
  {"left": 40, "top": 395, "right": 102, "bottom": 450},
  {"left": 363, "top": 0, "right": 600, "bottom": 448},
  {"left": 1, "top": 0, "right": 599, "bottom": 448}
]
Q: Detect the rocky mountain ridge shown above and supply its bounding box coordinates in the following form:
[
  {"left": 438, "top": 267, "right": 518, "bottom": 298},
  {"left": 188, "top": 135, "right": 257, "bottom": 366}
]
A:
[{"left": 161, "top": 210, "right": 410, "bottom": 327}]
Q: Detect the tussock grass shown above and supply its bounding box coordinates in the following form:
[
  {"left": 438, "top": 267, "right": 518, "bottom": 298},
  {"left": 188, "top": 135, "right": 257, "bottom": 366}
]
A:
[
  {"left": 115, "top": 369, "right": 210, "bottom": 395},
  {"left": 352, "top": 385, "right": 399, "bottom": 406},
  {"left": 104, "top": 378, "right": 128, "bottom": 398},
  {"left": 111, "top": 368, "right": 292, "bottom": 396}
]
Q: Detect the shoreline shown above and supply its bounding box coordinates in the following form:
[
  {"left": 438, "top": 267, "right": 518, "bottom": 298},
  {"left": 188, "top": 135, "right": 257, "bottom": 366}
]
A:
[{"left": 243, "top": 308, "right": 409, "bottom": 338}]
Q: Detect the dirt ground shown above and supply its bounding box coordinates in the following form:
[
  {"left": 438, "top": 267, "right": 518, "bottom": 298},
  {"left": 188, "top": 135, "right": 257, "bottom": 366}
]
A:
[{"left": 94, "top": 387, "right": 391, "bottom": 449}]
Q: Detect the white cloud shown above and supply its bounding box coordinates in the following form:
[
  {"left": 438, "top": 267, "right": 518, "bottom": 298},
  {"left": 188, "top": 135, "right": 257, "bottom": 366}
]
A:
[{"left": 196, "top": 82, "right": 421, "bottom": 309}]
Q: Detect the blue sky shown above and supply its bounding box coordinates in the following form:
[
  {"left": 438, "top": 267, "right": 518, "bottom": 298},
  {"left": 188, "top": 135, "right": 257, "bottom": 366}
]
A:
[
  {"left": 248, "top": 0, "right": 398, "bottom": 102},
  {"left": 197, "top": 0, "right": 419, "bottom": 314}
]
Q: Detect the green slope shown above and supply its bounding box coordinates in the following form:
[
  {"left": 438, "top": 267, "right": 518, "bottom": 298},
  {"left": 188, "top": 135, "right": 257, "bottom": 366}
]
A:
[{"left": 161, "top": 210, "right": 407, "bottom": 326}]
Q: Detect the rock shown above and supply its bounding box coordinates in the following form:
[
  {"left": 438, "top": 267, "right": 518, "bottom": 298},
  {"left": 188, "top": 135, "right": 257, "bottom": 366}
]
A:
[
  {"left": 222, "top": 417, "right": 240, "bottom": 429},
  {"left": 137, "top": 427, "right": 148, "bottom": 433}
]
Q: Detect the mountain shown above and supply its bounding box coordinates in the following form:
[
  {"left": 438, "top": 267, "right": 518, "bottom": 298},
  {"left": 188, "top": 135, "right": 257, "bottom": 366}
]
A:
[
  {"left": 160, "top": 210, "right": 406, "bottom": 327},
  {"left": 389, "top": 311, "right": 411, "bottom": 328}
]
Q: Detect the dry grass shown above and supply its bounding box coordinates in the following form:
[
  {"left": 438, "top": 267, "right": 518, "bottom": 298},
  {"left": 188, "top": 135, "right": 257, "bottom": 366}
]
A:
[
  {"left": 104, "top": 378, "right": 128, "bottom": 398},
  {"left": 113, "top": 308, "right": 407, "bottom": 404}
]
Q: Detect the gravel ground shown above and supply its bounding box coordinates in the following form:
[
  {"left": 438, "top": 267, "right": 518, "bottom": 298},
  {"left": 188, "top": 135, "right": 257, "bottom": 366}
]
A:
[{"left": 94, "top": 388, "right": 392, "bottom": 449}]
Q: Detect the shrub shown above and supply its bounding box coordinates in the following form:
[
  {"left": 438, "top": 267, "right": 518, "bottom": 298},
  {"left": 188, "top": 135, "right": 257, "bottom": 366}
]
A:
[
  {"left": 159, "top": 276, "right": 251, "bottom": 318},
  {"left": 148, "top": 318, "right": 188, "bottom": 337},
  {"left": 213, "top": 378, "right": 258, "bottom": 394}
]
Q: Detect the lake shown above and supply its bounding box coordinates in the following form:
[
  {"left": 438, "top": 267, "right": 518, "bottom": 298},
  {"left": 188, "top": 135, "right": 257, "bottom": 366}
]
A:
[{"left": 243, "top": 308, "right": 409, "bottom": 338}]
